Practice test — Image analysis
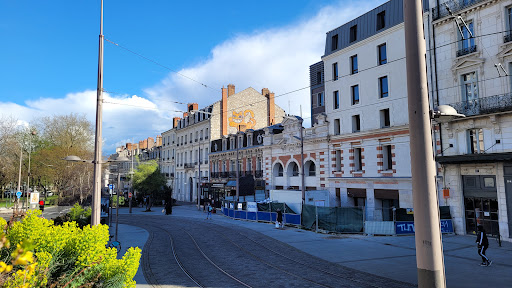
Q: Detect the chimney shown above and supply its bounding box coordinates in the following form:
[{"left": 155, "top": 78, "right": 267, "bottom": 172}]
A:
[
  {"left": 267, "top": 91, "right": 275, "bottom": 126},
  {"left": 227, "top": 84, "right": 235, "bottom": 97},
  {"left": 156, "top": 135, "right": 162, "bottom": 146},
  {"left": 187, "top": 103, "right": 198, "bottom": 112},
  {"left": 221, "top": 87, "right": 228, "bottom": 136},
  {"left": 183, "top": 112, "right": 189, "bottom": 118},
  {"left": 173, "top": 117, "right": 181, "bottom": 128},
  {"left": 262, "top": 88, "right": 270, "bottom": 97}
]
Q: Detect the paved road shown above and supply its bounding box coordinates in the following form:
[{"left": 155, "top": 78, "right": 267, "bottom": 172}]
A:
[
  {"left": 0, "top": 205, "right": 72, "bottom": 221},
  {"left": 119, "top": 213, "right": 413, "bottom": 288}
]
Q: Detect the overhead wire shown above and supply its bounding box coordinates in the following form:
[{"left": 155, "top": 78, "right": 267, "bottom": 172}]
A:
[{"left": 102, "top": 25, "right": 512, "bottom": 118}]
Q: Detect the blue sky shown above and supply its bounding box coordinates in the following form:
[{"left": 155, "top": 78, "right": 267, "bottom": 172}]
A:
[{"left": 0, "top": 0, "right": 385, "bottom": 154}]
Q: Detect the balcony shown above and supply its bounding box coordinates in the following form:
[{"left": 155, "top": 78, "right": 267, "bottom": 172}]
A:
[
  {"left": 255, "top": 170, "right": 263, "bottom": 178},
  {"left": 504, "top": 32, "right": 512, "bottom": 43},
  {"left": 432, "top": 0, "right": 486, "bottom": 21},
  {"left": 184, "top": 163, "right": 196, "bottom": 169},
  {"left": 446, "top": 93, "right": 512, "bottom": 117},
  {"left": 229, "top": 171, "right": 236, "bottom": 178},
  {"left": 456, "top": 45, "right": 477, "bottom": 57},
  {"left": 220, "top": 172, "right": 229, "bottom": 178}
]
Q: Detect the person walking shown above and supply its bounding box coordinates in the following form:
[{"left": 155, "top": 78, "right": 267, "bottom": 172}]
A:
[
  {"left": 476, "top": 225, "right": 492, "bottom": 266},
  {"left": 206, "top": 203, "right": 213, "bottom": 220},
  {"left": 276, "top": 208, "right": 283, "bottom": 229},
  {"left": 165, "top": 197, "right": 173, "bottom": 215}
]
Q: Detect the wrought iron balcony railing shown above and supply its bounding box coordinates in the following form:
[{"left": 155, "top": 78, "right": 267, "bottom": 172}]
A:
[
  {"left": 432, "top": 0, "right": 486, "bottom": 21},
  {"left": 446, "top": 93, "right": 512, "bottom": 117},
  {"left": 220, "top": 172, "right": 229, "bottom": 178},
  {"left": 456, "top": 45, "right": 477, "bottom": 57},
  {"left": 184, "top": 163, "right": 195, "bottom": 169},
  {"left": 255, "top": 170, "right": 263, "bottom": 178},
  {"left": 229, "top": 171, "right": 236, "bottom": 178}
]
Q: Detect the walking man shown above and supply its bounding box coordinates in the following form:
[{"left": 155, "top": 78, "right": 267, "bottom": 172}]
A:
[
  {"left": 206, "top": 203, "right": 213, "bottom": 220},
  {"left": 476, "top": 225, "right": 492, "bottom": 266},
  {"left": 276, "top": 208, "right": 283, "bottom": 229}
]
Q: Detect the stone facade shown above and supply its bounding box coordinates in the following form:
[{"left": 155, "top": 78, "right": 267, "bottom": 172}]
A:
[{"left": 431, "top": 0, "right": 512, "bottom": 241}]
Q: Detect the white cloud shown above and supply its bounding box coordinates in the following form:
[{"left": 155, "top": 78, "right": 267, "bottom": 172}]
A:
[
  {"left": 145, "top": 0, "right": 386, "bottom": 126},
  {"left": 0, "top": 0, "right": 386, "bottom": 154}
]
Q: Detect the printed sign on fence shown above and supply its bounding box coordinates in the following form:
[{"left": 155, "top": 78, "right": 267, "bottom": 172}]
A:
[
  {"left": 246, "top": 202, "right": 258, "bottom": 212},
  {"left": 395, "top": 219, "right": 454, "bottom": 235}
]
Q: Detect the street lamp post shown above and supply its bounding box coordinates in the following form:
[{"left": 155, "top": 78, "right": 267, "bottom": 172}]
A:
[
  {"left": 16, "top": 144, "right": 23, "bottom": 213},
  {"left": 26, "top": 130, "right": 36, "bottom": 210},
  {"left": 91, "top": 0, "right": 105, "bottom": 226}
]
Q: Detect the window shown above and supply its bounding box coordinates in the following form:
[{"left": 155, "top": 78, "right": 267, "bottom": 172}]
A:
[
  {"left": 230, "top": 160, "right": 235, "bottom": 171},
  {"left": 195, "top": 131, "right": 198, "bottom": 142},
  {"left": 380, "top": 108, "right": 390, "bottom": 128},
  {"left": 274, "top": 163, "right": 283, "bottom": 177},
  {"left": 467, "top": 128, "right": 484, "bottom": 154},
  {"left": 354, "top": 148, "right": 362, "bottom": 171},
  {"left": 351, "top": 85, "right": 359, "bottom": 105},
  {"left": 352, "top": 115, "right": 360, "bottom": 132},
  {"left": 335, "top": 150, "right": 342, "bottom": 172},
  {"left": 248, "top": 135, "right": 253, "bottom": 146},
  {"left": 508, "top": 7, "right": 512, "bottom": 32},
  {"left": 317, "top": 71, "right": 322, "bottom": 84},
  {"left": 205, "top": 128, "right": 209, "bottom": 139},
  {"left": 291, "top": 163, "right": 299, "bottom": 176},
  {"left": 184, "top": 135, "right": 187, "bottom": 144},
  {"left": 333, "top": 91, "right": 340, "bottom": 109},
  {"left": 317, "top": 92, "right": 324, "bottom": 107},
  {"left": 308, "top": 162, "right": 316, "bottom": 176},
  {"left": 379, "top": 76, "right": 389, "bottom": 98},
  {"left": 377, "top": 11, "right": 386, "bottom": 30},
  {"left": 350, "top": 25, "right": 357, "bottom": 42},
  {"left": 247, "top": 158, "right": 252, "bottom": 172},
  {"left": 200, "top": 130, "right": 203, "bottom": 140},
  {"left": 238, "top": 136, "right": 243, "bottom": 148},
  {"left": 190, "top": 133, "right": 192, "bottom": 143},
  {"left": 334, "top": 119, "right": 341, "bottom": 135},
  {"left": 351, "top": 55, "right": 358, "bottom": 74},
  {"left": 331, "top": 34, "right": 338, "bottom": 51},
  {"left": 458, "top": 22, "right": 475, "bottom": 52},
  {"left": 332, "top": 62, "right": 338, "bottom": 80},
  {"left": 382, "top": 145, "right": 392, "bottom": 170},
  {"left": 378, "top": 44, "right": 387, "bottom": 65},
  {"left": 461, "top": 72, "right": 478, "bottom": 101}
]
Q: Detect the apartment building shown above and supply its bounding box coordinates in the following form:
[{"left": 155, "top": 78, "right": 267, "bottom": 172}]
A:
[
  {"left": 169, "top": 84, "right": 286, "bottom": 203},
  {"left": 430, "top": 0, "right": 512, "bottom": 241},
  {"left": 318, "top": 0, "right": 431, "bottom": 221}
]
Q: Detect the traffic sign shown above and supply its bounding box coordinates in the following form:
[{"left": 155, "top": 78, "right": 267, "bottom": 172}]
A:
[
  {"left": 108, "top": 184, "right": 113, "bottom": 190},
  {"left": 16, "top": 191, "right": 22, "bottom": 198},
  {"left": 30, "top": 192, "right": 40, "bottom": 204},
  {"left": 128, "top": 192, "right": 133, "bottom": 198}
]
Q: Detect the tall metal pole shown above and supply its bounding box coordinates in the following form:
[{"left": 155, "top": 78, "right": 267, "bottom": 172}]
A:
[
  {"left": 236, "top": 131, "right": 240, "bottom": 202},
  {"left": 300, "top": 112, "right": 305, "bottom": 204},
  {"left": 198, "top": 144, "right": 201, "bottom": 210},
  {"left": 129, "top": 142, "right": 133, "bottom": 213},
  {"left": 403, "top": 1, "right": 446, "bottom": 287},
  {"left": 17, "top": 145, "right": 23, "bottom": 213},
  {"left": 115, "top": 172, "right": 120, "bottom": 241},
  {"left": 92, "top": 0, "right": 104, "bottom": 226}
]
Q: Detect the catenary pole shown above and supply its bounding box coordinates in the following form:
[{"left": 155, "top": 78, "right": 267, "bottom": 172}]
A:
[
  {"left": 92, "top": 0, "right": 104, "bottom": 226},
  {"left": 403, "top": 1, "right": 446, "bottom": 287}
]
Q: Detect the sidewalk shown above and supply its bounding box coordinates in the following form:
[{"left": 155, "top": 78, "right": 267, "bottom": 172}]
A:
[{"left": 115, "top": 204, "right": 512, "bottom": 288}]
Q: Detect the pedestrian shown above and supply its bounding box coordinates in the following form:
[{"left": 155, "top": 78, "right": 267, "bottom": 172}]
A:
[
  {"left": 165, "top": 197, "right": 173, "bottom": 215},
  {"left": 476, "top": 225, "right": 492, "bottom": 266},
  {"left": 276, "top": 208, "right": 283, "bottom": 229},
  {"left": 143, "top": 196, "right": 147, "bottom": 208},
  {"left": 206, "top": 203, "right": 213, "bottom": 220}
]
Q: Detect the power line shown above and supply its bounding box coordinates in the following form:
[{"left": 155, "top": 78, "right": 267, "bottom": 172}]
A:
[{"left": 105, "top": 38, "right": 219, "bottom": 92}]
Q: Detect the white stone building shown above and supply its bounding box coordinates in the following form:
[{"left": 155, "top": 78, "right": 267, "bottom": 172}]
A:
[
  {"left": 317, "top": 0, "right": 431, "bottom": 221},
  {"left": 430, "top": 0, "right": 512, "bottom": 241}
]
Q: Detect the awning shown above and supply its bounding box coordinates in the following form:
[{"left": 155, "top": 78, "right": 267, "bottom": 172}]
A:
[
  {"left": 225, "top": 181, "right": 237, "bottom": 187},
  {"left": 436, "top": 152, "right": 512, "bottom": 164}
]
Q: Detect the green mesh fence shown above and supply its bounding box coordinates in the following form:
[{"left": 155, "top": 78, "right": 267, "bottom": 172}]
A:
[{"left": 302, "top": 204, "right": 364, "bottom": 233}]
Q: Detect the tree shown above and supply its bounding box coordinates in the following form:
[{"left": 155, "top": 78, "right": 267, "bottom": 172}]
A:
[{"left": 132, "top": 160, "right": 167, "bottom": 210}]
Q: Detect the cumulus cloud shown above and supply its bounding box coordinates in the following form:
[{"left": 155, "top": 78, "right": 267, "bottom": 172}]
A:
[{"left": 0, "top": 0, "right": 385, "bottom": 154}]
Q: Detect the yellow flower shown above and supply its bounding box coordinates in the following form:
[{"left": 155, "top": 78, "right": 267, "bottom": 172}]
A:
[{"left": 13, "top": 251, "right": 34, "bottom": 265}]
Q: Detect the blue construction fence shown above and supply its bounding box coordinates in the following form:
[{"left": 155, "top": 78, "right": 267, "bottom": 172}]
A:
[{"left": 221, "top": 200, "right": 301, "bottom": 225}]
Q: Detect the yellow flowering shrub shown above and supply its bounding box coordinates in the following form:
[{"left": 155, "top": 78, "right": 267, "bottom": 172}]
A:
[{"left": 0, "top": 209, "right": 141, "bottom": 287}]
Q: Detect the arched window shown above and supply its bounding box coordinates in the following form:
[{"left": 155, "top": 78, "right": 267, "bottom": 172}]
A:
[
  {"left": 308, "top": 162, "right": 316, "bottom": 176},
  {"left": 273, "top": 163, "right": 284, "bottom": 177},
  {"left": 288, "top": 162, "right": 299, "bottom": 177}
]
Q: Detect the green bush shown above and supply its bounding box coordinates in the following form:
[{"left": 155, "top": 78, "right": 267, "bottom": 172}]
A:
[
  {"left": 0, "top": 210, "right": 141, "bottom": 287},
  {"left": 111, "top": 196, "right": 125, "bottom": 208}
]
